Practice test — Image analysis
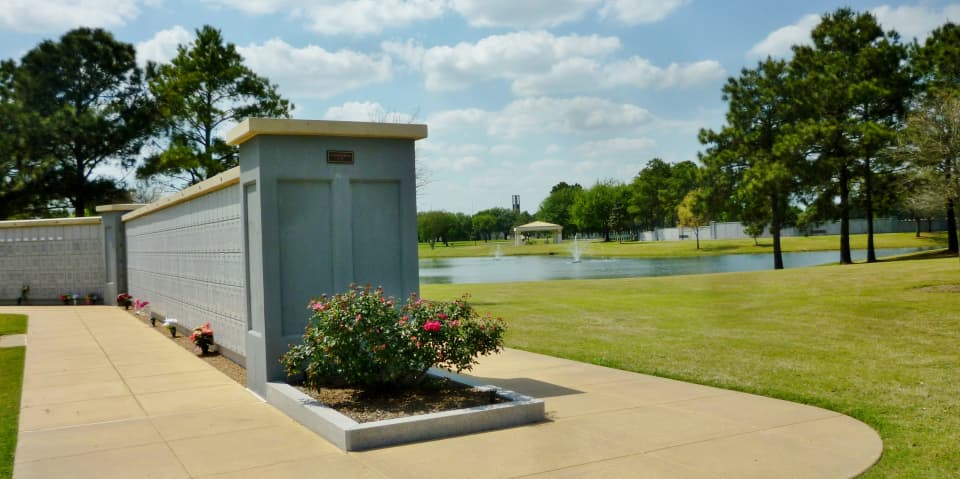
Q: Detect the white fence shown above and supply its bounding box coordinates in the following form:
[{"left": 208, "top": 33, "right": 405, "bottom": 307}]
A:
[{"left": 637, "top": 218, "right": 947, "bottom": 242}]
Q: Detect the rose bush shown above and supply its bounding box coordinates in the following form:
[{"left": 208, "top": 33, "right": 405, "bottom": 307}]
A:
[{"left": 280, "top": 284, "right": 506, "bottom": 389}]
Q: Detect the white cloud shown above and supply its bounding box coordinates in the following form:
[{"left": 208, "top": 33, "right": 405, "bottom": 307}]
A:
[
  {"left": 419, "top": 154, "right": 483, "bottom": 173},
  {"left": 747, "top": 13, "right": 819, "bottom": 60},
  {"left": 489, "top": 144, "right": 523, "bottom": 156},
  {"left": 387, "top": 32, "right": 721, "bottom": 95},
  {"left": 529, "top": 159, "right": 568, "bottom": 171},
  {"left": 450, "top": 0, "right": 599, "bottom": 28},
  {"left": 428, "top": 96, "right": 652, "bottom": 139},
  {"left": 202, "top": 0, "right": 283, "bottom": 14},
  {"left": 513, "top": 57, "right": 724, "bottom": 95},
  {"left": 492, "top": 97, "right": 651, "bottom": 137},
  {"left": 872, "top": 5, "right": 960, "bottom": 42},
  {"left": 0, "top": 0, "right": 140, "bottom": 32},
  {"left": 450, "top": 0, "right": 684, "bottom": 28},
  {"left": 428, "top": 108, "right": 493, "bottom": 133},
  {"left": 384, "top": 31, "right": 621, "bottom": 91},
  {"left": 749, "top": 5, "right": 960, "bottom": 60},
  {"left": 203, "top": 0, "right": 445, "bottom": 36},
  {"left": 599, "top": 0, "right": 688, "bottom": 25},
  {"left": 136, "top": 26, "right": 192, "bottom": 66},
  {"left": 239, "top": 39, "right": 392, "bottom": 99},
  {"left": 575, "top": 137, "right": 656, "bottom": 157},
  {"left": 323, "top": 101, "right": 420, "bottom": 124}
]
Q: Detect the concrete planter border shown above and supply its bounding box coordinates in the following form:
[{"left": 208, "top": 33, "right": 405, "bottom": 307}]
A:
[{"left": 265, "top": 368, "right": 545, "bottom": 451}]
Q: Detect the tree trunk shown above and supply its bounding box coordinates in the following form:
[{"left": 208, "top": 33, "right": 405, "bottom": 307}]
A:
[
  {"left": 695, "top": 228, "right": 700, "bottom": 250},
  {"left": 948, "top": 198, "right": 959, "bottom": 254},
  {"left": 772, "top": 196, "right": 784, "bottom": 270},
  {"left": 839, "top": 167, "right": 852, "bottom": 264},
  {"left": 773, "top": 229, "right": 783, "bottom": 270},
  {"left": 915, "top": 217, "right": 920, "bottom": 238},
  {"left": 864, "top": 159, "right": 876, "bottom": 263}
]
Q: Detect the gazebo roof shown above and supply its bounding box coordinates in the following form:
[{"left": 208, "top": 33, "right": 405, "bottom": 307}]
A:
[{"left": 513, "top": 221, "right": 563, "bottom": 232}]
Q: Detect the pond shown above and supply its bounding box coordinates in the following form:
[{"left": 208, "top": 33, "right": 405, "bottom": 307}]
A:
[{"left": 419, "top": 247, "right": 931, "bottom": 285}]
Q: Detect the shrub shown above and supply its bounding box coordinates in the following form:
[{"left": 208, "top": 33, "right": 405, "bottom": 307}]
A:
[{"left": 280, "top": 285, "right": 506, "bottom": 390}]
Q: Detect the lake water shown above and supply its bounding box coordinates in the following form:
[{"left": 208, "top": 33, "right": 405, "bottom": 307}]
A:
[{"left": 419, "top": 247, "right": 930, "bottom": 284}]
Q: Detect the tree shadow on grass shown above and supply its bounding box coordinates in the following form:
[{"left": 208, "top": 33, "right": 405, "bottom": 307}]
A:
[{"left": 877, "top": 248, "right": 955, "bottom": 263}]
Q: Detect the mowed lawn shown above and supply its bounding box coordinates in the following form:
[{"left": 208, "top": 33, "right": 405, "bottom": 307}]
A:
[
  {"left": 0, "top": 314, "right": 27, "bottom": 479},
  {"left": 418, "top": 232, "right": 947, "bottom": 259},
  {"left": 422, "top": 256, "right": 960, "bottom": 478}
]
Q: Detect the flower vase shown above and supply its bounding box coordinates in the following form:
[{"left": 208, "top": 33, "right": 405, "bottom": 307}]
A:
[{"left": 168, "top": 327, "right": 177, "bottom": 338}]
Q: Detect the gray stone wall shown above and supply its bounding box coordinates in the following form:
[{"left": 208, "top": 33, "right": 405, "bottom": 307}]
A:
[
  {"left": 125, "top": 184, "right": 245, "bottom": 355},
  {"left": 0, "top": 220, "right": 104, "bottom": 302}
]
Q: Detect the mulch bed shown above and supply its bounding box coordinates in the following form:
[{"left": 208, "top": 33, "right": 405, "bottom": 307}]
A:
[
  {"left": 294, "top": 377, "right": 507, "bottom": 423},
  {"left": 124, "top": 309, "right": 507, "bottom": 421}
]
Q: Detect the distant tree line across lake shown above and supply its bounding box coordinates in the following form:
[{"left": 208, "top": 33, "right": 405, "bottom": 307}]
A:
[{"left": 420, "top": 8, "right": 960, "bottom": 269}]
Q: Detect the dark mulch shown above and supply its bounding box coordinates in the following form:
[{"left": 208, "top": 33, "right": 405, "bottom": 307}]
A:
[
  {"left": 124, "top": 309, "right": 506, "bottom": 421},
  {"left": 294, "top": 377, "right": 508, "bottom": 423}
]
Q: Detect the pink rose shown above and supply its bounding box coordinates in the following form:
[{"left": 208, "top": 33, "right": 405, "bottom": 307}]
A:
[{"left": 423, "top": 321, "right": 442, "bottom": 332}]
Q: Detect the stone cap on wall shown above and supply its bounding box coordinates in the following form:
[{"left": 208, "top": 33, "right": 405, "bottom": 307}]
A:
[
  {"left": 0, "top": 217, "right": 101, "bottom": 229},
  {"left": 225, "top": 118, "right": 429, "bottom": 146},
  {"left": 95, "top": 204, "right": 147, "bottom": 213},
  {"left": 122, "top": 168, "right": 241, "bottom": 222}
]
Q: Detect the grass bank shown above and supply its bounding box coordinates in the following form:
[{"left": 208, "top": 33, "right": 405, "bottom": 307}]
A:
[
  {"left": 422, "top": 257, "right": 960, "bottom": 478},
  {"left": 419, "top": 232, "right": 947, "bottom": 259},
  {"left": 0, "top": 314, "right": 27, "bottom": 479}
]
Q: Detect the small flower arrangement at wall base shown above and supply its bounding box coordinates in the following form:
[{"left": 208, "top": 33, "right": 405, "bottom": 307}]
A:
[
  {"left": 162, "top": 318, "right": 178, "bottom": 337},
  {"left": 134, "top": 299, "right": 150, "bottom": 320},
  {"left": 117, "top": 293, "right": 133, "bottom": 309},
  {"left": 190, "top": 323, "right": 214, "bottom": 355},
  {"left": 85, "top": 293, "right": 100, "bottom": 305},
  {"left": 60, "top": 293, "right": 80, "bottom": 305}
]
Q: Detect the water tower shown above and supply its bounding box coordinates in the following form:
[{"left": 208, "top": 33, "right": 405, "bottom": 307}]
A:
[{"left": 512, "top": 194, "right": 520, "bottom": 214}]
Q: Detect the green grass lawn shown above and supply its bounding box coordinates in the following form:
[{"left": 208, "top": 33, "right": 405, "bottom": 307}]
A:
[
  {"left": 422, "top": 256, "right": 960, "bottom": 478},
  {"left": 419, "top": 232, "right": 947, "bottom": 259},
  {"left": 0, "top": 314, "right": 26, "bottom": 479},
  {"left": 0, "top": 315, "right": 26, "bottom": 336}
]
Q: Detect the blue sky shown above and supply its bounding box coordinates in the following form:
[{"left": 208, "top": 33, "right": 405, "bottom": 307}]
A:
[{"left": 2, "top": 1, "right": 959, "bottom": 214}]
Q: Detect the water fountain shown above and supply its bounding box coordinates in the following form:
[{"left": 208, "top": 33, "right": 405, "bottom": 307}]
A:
[
  {"left": 494, "top": 244, "right": 503, "bottom": 260},
  {"left": 571, "top": 234, "right": 582, "bottom": 263}
]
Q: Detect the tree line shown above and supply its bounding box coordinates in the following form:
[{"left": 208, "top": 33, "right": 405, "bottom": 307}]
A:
[
  {"left": 420, "top": 9, "right": 960, "bottom": 270},
  {"left": 0, "top": 26, "right": 291, "bottom": 218}
]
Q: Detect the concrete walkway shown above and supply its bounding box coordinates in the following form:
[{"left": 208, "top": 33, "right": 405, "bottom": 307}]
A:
[{"left": 4, "top": 306, "right": 882, "bottom": 478}]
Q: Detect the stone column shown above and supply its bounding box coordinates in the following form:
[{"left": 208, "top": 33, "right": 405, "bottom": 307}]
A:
[
  {"left": 95, "top": 204, "right": 145, "bottom": 306},
  {"left": 226, "top": 118, "right": 427, "bottom": 397}
]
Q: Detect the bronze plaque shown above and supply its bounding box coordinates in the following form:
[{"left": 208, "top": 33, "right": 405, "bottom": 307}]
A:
[{"left": 326, "top": 150, "right": 354, "bottom": 165}]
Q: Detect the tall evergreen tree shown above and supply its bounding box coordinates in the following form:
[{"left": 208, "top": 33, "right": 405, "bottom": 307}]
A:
[
  {"left": 139, "top": 25, "right": 292, "bottom": 184},
  {"left": 914, "top": 22, "right": 960, "bottom": 253},
  {"left": 791, "top": 8, "right": 911, "bottom": 264},
  {"left": 9, "top": 28, "right": 153, "bottom": 217},
  {"left": 700, "top": 59, "right": 805, "bottom": 269}
]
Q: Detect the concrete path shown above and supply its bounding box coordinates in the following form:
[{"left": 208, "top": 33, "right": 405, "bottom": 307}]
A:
[
  {"left": 0, "top": 333, "right": 25, "bottom": 348},
  {"left": 4, "top": 306, "right": 882, "bottom": 478}
]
